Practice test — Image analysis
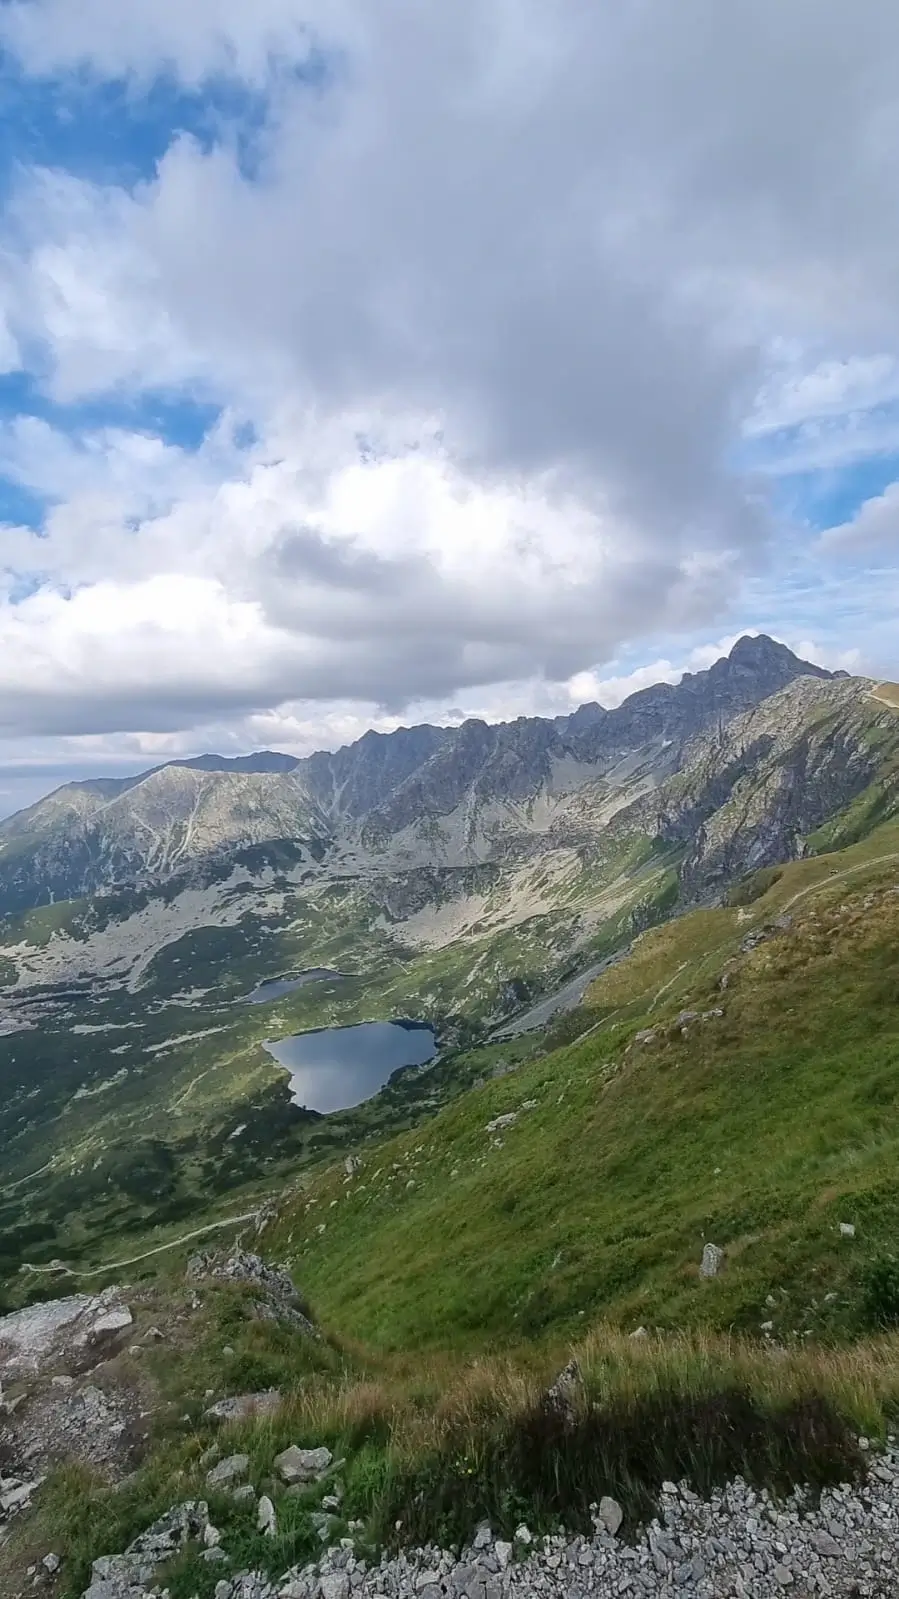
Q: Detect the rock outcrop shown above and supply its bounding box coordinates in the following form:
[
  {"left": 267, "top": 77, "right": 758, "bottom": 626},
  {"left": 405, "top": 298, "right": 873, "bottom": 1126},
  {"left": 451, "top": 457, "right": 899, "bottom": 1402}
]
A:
[{"left": 186, "top": 1250, "right": 317, "bottom": 1338}]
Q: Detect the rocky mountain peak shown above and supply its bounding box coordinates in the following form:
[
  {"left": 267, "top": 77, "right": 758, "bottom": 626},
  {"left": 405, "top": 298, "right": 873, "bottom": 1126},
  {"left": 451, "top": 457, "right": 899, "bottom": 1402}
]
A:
[
  {"left": 722, "top": 633, "right": 830, "bottom": 678},
  {"left": 0, "top": 636, "right": 857, "bottom": 912}
]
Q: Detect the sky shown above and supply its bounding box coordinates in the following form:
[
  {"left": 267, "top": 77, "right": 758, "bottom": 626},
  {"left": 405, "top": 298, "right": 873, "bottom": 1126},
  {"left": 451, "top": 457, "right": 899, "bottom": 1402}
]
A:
[{"left": 0, "top": 1, "right": 897, "bottom": 816}]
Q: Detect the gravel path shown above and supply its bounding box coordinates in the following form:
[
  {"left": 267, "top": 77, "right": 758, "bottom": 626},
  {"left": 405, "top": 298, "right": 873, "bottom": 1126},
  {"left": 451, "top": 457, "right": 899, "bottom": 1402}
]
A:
[
  {"left": 196, "top": 1448, "right": 899, "bottom": 1599},
  {"left": 19, "top": 1210, "right": 260, "bottom": 1278}
]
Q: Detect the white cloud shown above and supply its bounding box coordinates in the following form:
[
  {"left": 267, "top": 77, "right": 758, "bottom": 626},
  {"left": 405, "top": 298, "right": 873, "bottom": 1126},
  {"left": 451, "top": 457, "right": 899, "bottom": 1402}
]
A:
[
  {"left": 0, "top": 405, "right": 740, "bottom": 735},
  {"left": 747, "top": 356, "right": 899, "bottom": 437},
  {"left": 821, "top": 482, "right": 899, "bottom": 553},
  {"left": 792, "top": 639, "right": 865, "bottom": 675},
  {"left": 0, "top": 0, "right": 320, "bottom": 87},
  {"left": 0, "top": 0, "right": 897, "bottom": 780}
]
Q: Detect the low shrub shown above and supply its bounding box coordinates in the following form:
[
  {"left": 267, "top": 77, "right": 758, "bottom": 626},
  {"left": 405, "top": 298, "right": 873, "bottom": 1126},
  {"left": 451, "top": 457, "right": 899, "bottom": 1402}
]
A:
[{"left": 861, "top": 1255, "right": 899, "bottom": 1329}]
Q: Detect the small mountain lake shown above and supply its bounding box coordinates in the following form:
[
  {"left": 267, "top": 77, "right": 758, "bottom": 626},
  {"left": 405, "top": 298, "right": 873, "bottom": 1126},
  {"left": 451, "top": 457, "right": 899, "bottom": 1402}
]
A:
[
  {"left": 265, "top": 1019, "right": 437, "bottom": 1113},
  {"left": 246, "top": 969, "right": 346, "bottom": 1004}
]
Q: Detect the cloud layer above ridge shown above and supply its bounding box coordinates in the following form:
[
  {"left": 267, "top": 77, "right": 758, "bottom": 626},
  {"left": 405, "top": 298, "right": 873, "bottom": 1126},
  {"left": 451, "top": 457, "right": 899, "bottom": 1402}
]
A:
[{"left": 0, "top": 0, "right": 897, "bottom": 788}]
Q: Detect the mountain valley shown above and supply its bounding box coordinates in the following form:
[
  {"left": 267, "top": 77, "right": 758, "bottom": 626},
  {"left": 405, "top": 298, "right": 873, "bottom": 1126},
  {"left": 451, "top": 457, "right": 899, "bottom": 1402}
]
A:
[
  {"left": 1, "top": 636, "right": 898, "bottom": 1286},
  {"left": 2, "top": 640, "right": 899, "bottom": 1597}
]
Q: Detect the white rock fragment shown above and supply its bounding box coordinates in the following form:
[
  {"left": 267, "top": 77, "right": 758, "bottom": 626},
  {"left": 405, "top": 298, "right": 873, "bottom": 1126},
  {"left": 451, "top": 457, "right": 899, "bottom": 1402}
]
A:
[
  {"left": 257, "top": 1494, "right": 277, "bottom": 1536},
  {"left": 599, "top": 1495, "right": 623, "bottom": 1537},
  {"left": 206, "top": 1454, "right": 249, "bottom": 1489},
  {"left": 699, "top": 1242, "right": 724, "bottom": 1278}
]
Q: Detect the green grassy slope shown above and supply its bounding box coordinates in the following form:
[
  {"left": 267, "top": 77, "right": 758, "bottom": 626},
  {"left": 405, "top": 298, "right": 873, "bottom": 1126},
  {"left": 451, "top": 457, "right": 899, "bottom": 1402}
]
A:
[
  {"left": 5, "top": 819, "right": 899, "bottom": 1596},
  {"left": 262, "top": 818, "right": 899, "bottom": 1352}
]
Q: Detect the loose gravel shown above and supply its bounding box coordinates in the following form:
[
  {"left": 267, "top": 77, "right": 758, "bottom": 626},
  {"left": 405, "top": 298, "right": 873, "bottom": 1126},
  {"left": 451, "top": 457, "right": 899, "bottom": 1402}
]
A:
[{"left": 142, "top": 1444, "right": 899, "bottom": 1599}]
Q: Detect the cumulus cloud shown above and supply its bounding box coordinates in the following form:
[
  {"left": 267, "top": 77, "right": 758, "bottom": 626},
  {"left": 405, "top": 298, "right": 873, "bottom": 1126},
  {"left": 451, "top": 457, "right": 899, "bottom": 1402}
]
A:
[
  {"left": 0, "top": 407, "right": 738, "bottom": 735},
  {"left": 0, "top": 0, "right": 898, "bottom": 770},
  {"left": 821, "top": 483, "right": 899, "bottom": 553}
]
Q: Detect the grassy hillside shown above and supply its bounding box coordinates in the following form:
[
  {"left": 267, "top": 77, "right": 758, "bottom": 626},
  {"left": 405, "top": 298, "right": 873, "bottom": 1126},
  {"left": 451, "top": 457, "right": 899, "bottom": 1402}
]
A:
[
  {"left": 4, "top": 818, "right": 899, "bottom": 1597},
  {"left": 258, "top": 816, "right": 899, "bottom": 1352}
]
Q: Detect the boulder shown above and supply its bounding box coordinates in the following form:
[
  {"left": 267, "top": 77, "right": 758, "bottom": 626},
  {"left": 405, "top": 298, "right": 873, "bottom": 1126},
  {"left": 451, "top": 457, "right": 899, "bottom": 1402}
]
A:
[
  {"left": 86, "top": 1502, "right": 210, "bottom": 1594},
  {"left": 485, "top": 1112, "right": 518, "bottom": 1134},
  {"left": 546, "top": 1358, "right": 581, "bottom": 1419},
  {"left": 274, "top": 1444, "right": 333, "bottom": 1484},
  {"left": 206, "top": 1454, "right": 250, "bottom": 1489},
  {"left": 319, "top": 1577, "right": 350, "bottom": 1599},
  {"left": 90, "top": 1306, "right": 134, "bottom": 1339}
]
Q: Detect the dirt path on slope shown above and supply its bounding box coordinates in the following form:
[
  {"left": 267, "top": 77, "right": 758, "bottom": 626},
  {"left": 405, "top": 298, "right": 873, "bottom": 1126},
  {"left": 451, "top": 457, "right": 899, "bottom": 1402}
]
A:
[{"left": 20, "top": 1209, "right": 260, "bottom": 1280}]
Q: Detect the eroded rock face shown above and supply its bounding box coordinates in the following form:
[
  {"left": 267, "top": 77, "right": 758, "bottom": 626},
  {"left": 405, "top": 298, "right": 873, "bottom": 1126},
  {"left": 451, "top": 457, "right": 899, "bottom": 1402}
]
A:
[
  {"left": 0, "top": 1288, "right": 133, "bottom": 1382},
  {"left": 0, "top": 1285, "right": 147, "bottom": 1542}
]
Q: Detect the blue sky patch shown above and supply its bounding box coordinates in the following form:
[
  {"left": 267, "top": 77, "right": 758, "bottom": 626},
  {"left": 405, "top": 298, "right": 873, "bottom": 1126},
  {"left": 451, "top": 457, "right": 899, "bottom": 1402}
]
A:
[
  {"left": 771, "top": 453, "right": 899, "bottom": 533},
  {"left": 0, "top": 471, "right": 46, "bottom": 530},
  {"left": 0, "top": 371, "right": 221, "bottom": 446},
  {"left": 0, "top": 43, "right": 336, "bottom": 193}
]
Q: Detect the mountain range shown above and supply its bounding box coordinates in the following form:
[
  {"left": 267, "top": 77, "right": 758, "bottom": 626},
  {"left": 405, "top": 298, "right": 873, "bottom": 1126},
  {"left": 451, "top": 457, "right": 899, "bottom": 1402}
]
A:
[
  {"left": 0, "top": 635, "right": 866, "bottom": 917},
  {"left": 0, "top": 631, "right": 898, "bottom": 1361}
]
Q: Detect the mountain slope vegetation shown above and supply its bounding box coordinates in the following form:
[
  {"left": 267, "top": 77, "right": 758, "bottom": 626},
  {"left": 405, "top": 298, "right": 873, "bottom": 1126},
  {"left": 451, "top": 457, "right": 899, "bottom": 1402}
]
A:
[
  {"left": 260, "top": 816, "right": 899, "bottom": 1350},
  {"left": 1, "top": 669, "right": 899, "bottom": 1599}
]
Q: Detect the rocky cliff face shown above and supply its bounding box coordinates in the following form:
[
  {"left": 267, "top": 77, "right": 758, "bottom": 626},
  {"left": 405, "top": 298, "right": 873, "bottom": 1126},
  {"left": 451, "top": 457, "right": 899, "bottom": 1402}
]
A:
[
  {"left": 0, "top": 768, "right": 333, "bottom": 914},
  {"left": 648, "top": 675, "right": 886, "bottom": 897},
  {"left": 0, "top": 637, "right": 879, "bottom": 916}
]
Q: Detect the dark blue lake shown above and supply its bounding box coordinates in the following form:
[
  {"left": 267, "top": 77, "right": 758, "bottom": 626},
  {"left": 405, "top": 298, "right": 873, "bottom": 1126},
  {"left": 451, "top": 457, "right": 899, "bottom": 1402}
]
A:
[
  {"left": 246, "top": 969, "right": 345, "bottom": 1004},
  {"left": 265, "top": 1019, "right": 437, "bottom": 1113}
]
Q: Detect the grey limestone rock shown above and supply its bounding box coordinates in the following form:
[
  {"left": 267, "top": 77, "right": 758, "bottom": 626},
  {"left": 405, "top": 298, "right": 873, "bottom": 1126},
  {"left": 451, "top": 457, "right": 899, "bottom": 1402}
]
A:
[
  {"left": 207, "top": 1453, "right": 250, "bottom": 1488},
  {"left": 206, "top": 1391, "right": 283, "bottom": 1422},
  {"left": 699, "top": 1243, "right": 724, "bottom": 1278},
  {"left": 275, "top": 1444, "right": 333, "bottom": 1484}
]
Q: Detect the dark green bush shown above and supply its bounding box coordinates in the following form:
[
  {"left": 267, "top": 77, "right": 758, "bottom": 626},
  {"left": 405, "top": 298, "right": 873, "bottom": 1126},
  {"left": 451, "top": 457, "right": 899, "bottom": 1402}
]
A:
[{"left": 861, "top": 1255, "right": 899, "bottom": 1328}]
